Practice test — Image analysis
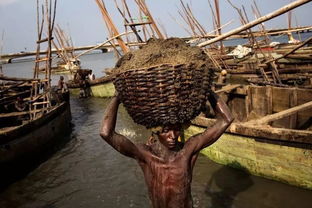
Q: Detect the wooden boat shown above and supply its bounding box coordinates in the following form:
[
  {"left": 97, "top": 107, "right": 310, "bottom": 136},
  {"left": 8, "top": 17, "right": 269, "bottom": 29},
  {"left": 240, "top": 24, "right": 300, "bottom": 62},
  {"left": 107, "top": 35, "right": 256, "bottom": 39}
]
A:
[
  {"left": 0, "top": 76, "right": 71, "bottom": 188},
  {"left": 184, "top": 84, "right": 312, "bottom": 190},
  {"left": 67, "top": 74, "right": 115, "bottom": 98},
  {"left": 0, "top": 0, "right": 72, "bottom": 188},
  {"left": 38, "top": 58, "right": 81, "bottom": 74},
  {"left": 53, "top": 58, "right": 81, "bottom": 73},
  {"left": 204, "top": 31, "right": 312, "bottom": 88}
]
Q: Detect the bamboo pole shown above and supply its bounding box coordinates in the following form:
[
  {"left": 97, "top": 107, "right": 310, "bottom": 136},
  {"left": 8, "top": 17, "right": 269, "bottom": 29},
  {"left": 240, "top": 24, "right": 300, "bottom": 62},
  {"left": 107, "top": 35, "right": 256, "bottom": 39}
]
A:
[
  {"left": 95, "top": 0, "right": 129, "bottom": 53},
  {"left": 75, "top": 31, "right": 133, "bottom": 58},
  {"left": 134, "top": 0, "right": 164, "bottom": 39},
  {"left": 186, "top": 4, "right": 207, "bottom": 36},
  {"left": 178, "top": 9, "right": 197, "bottom": 36},
  {"left": 213, "top": 0, "right": 224, "bottom": 52},
  {"left": 0, "top": 76, "right": 40, "bottom": 82},
  {"left": 198, "top": 0, "right": 312, "bottom": 47},
  {"left": 179, "top": 0, "right": 207, "bottom": 36},
  {"left": 214, "top": 0, "right": 221, "bottom": 36},
  {"left": 251, "top": 1, "right": 282, "bottom": 84},
  {"left": 207, "top": 0, "right": 218, "bottom": 35},
  {"left": 34, "top": 1, "right": 45, "bottom": 79},
  {"left": 114, "top": 0, "right": 143, "bottom": 43},
  {"left": 169, "top": 13, "right": 193, "bottom": 36},
  {"left": 265, "top": 35, "right": 312, "bottom": 64},
  {"left": 54, "top": 26, "right": 70, "bottom": 63},
  {"left": 139, "top": 10, "right": 150, "bottom": 41}
]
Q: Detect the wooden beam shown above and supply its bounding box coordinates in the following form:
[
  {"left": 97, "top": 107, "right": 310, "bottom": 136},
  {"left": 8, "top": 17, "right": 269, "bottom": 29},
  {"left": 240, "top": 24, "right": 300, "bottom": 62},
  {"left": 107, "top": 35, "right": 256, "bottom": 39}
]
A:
[
  {"left": 216, "top": 84, "right": 242, "bottom": 93},
  {"left": 289, "top": 88, "right": 298, "bottom": 129},
  {"left": 198, "top": 0, "right": 312, "bottom": 47},
  {"left": 0, "top": 107, "right": 52, "bottom": 119},
  {"left": 0, "top": 111, "right": 30, "bottom": 118},
  {"left": 191, "top": 116, "right": 312, "bottom": 144},
  {"left": 0, "top": 76, "right": 40, "bottom": 82},
  {"left": 264, "top": 36, "right": 312, "bottom": 64},
  {"left": 0, "top": 81, "right": 27, "bottom": 94},
  {"left": 231, "top": 123, "right": 312, "bottom": 144},
  {"left": 251, "top": 100, "right": 312, "bottom": 124}
]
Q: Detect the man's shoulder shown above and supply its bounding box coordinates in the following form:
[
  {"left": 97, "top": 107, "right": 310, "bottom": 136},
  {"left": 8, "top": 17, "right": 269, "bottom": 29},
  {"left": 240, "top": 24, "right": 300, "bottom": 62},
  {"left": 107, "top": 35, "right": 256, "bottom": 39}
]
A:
[{"left": 138, "top": 143, "right": 154, "bottom": 152}]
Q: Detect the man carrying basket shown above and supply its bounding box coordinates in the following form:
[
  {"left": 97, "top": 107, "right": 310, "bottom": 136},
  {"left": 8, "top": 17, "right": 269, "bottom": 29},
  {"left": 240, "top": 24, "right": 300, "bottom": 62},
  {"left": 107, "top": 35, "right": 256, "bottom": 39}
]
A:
[{"left": 100, "top": 89, "right": 233, "bottom": 208}]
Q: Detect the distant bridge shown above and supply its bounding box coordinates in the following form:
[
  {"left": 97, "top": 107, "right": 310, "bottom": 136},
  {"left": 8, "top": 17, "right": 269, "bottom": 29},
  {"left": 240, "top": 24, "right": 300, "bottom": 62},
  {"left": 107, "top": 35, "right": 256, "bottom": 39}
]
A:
[{"left": 0, "top": 42, "right": 145, "bottom": 63}]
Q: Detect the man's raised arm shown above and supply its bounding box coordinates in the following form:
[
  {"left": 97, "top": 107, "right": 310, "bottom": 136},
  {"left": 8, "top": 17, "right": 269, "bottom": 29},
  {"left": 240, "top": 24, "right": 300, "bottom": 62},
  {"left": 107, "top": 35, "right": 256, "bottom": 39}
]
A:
[
  {"left": 186, "top": 90, "right": 234, "bottom": 154},
  {"left": 100, "top": 96, "right": 145, "bottom": 161}
]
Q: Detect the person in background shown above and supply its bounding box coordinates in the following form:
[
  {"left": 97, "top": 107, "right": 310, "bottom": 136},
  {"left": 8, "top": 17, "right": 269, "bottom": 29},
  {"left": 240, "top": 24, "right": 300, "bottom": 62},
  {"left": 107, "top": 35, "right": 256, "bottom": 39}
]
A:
[
  {"left": 88, "top": 71, "right": 95, "bottom": 81},
  {"left": 75, "top": 69, "right": 92, "bottom": 98},
  {"left": 14, "top": 96, "right": 27, "bottom": 112},
  {"left": 58, "top": 75, "right": 68, "bottom": 93},
  {"left": 99, "top": 91, "right": 234, "bottom": 208}
]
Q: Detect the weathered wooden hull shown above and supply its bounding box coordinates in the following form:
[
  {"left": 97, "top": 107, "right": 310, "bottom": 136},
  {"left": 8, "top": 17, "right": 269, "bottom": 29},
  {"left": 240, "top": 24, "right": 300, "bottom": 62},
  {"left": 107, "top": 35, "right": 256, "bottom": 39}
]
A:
[
  {"left": 185, "top": 123, "right": 312, "bottom": 190},
  {"left": 184, "top": 85, "right": 312, "bottom": 190},
  {"left": 0, "top": 101, "right": 72, "bottom": 184},
  {"left": 67, "top": 75, "right": 115, "bottom": 97},
  {"left": 69, "top": 82, "right": 115, "bottom": 97}
]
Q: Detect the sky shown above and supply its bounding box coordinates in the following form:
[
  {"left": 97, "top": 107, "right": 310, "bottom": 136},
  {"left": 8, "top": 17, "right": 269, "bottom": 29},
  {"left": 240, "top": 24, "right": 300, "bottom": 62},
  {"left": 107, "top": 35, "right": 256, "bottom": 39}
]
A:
[{"left": 0, "top": 0, "right": 311, "bottom": 54}]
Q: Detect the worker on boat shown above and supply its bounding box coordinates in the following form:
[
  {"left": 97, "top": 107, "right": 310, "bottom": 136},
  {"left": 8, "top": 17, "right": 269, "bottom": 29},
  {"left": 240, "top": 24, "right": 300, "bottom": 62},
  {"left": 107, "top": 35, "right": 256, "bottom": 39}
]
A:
[
  {"left": 100, "top": 91, "right": 234, "bottom": 208},
  {"left": 58, "top": 76, "right": 68, "bottom": 93},
  {"left": 75, "top": 69, "right": 92, "bottom": 98},
  {"left": 14, "top": 96, "right": 27, "bottom": 112},
  {"left": 88, "top": 71, "right": 95, "bottom": 81}
]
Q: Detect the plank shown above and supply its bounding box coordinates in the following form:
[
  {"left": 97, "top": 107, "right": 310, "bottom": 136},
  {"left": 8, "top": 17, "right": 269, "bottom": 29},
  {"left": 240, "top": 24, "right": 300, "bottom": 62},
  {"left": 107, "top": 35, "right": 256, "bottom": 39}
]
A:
[
  {"left": 0, "top": 76, "right": 40, "bottom": 82},
  {"left": 215, "top": 84, "right": 242, "bottom": 93},
  {"left": 252, "top": 100, "right": 312, "bottom": 124},
  {"left": 289, "top": 89, "right": 298, "bottom": 128},
  {"left": 191, "top": 116, "right": 312, "bottom": 144}
]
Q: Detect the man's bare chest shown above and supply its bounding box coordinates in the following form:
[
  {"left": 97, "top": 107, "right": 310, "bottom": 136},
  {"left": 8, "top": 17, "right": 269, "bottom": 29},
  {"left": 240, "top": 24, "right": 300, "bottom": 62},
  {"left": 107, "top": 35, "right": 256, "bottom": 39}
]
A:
[{"left": 145, "top": 156, "right": 192, "bottom": 186}]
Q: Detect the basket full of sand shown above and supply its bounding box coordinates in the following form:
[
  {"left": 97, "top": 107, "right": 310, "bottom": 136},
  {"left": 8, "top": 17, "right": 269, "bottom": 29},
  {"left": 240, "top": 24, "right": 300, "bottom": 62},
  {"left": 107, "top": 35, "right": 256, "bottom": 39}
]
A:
[{"left": 112, "top": 38, "right": 214, "bottom": 128}]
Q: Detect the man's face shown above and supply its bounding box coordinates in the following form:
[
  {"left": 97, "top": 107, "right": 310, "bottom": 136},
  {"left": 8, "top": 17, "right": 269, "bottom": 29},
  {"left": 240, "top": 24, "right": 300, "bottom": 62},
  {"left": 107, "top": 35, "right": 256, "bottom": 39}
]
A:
[{"left": 158, "top": 124, "right": 181, "bottom": 149}]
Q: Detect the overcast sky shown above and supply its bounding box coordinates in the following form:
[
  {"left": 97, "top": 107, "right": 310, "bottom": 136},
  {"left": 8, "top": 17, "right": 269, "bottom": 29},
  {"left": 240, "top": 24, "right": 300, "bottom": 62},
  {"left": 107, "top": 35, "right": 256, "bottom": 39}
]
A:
[{"left": 0, "top": 0, "right": 311, "bottom": 53}]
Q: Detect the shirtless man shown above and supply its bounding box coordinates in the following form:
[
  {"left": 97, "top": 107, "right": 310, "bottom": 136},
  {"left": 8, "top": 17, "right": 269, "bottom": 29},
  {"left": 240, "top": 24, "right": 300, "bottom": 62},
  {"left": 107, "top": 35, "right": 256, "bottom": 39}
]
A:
[
  {"left": 100, "top": 91, "right": 234, "bottom": 208},
  {"left": 57, "top": 76, "right": 67, "bottom": 93}
]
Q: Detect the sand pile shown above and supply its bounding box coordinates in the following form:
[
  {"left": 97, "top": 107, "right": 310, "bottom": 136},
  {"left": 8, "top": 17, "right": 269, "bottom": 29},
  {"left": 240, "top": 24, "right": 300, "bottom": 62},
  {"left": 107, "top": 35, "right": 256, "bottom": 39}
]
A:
[{"left": 114, "top": 37, "right": 210, "bottom": 72}]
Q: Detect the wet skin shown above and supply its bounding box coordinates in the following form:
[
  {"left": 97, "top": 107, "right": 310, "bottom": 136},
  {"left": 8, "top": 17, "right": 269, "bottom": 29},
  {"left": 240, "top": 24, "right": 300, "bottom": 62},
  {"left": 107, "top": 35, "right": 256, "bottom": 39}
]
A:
[{"left": 100, "top": 91, "right": 234, "bottom": 208}]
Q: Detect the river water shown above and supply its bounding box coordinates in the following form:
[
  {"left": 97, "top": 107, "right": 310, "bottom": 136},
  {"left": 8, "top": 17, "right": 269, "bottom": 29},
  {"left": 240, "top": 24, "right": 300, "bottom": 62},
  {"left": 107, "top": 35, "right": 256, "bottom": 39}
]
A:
[{"left": 1, "top": 52, "right": 311, "bottom": 208}]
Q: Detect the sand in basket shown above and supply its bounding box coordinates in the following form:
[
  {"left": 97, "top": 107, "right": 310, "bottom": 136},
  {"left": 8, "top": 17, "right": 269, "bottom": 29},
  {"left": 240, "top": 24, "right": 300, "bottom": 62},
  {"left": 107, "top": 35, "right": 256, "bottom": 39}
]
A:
[{"left": 112, "top": 38, "right": 214, "bottom": 128}]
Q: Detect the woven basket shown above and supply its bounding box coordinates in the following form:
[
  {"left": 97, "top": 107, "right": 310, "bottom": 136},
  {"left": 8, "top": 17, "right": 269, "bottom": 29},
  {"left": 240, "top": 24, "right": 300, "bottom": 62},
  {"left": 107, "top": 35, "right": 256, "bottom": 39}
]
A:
[{"left": 113, "top": 63, "right": 213, "bottom": 128}]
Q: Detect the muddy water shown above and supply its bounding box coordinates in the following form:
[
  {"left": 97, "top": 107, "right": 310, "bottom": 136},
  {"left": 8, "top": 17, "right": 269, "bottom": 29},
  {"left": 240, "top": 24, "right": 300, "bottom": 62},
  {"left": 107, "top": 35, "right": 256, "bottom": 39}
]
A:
[{"left": 0, "top": 52, "right": 311, "bottom": 208}]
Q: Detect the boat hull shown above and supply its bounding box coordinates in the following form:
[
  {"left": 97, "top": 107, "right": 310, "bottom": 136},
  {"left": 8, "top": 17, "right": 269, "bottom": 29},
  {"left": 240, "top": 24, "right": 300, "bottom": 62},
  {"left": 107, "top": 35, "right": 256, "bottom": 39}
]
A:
[
  {"left": 0, "top": 101, "right": 72, "bottom": 186},
  {"left": 67, "top": 75, "right": 115, "bottom": 97},
  {"left": 185, "top": 125, "right": 312, "bottom": 190},
  {"left": 69, "top": 81, "right": 115, "bottom": 97},
  {"left": 183, "top": 84, "right": 312, "bottom": 190}
]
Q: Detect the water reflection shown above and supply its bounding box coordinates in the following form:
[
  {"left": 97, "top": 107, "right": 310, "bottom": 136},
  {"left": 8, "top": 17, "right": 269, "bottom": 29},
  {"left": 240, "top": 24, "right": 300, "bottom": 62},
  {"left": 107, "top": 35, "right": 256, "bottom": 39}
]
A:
[{"left": 205, "top": 162, "right": 253, "bottom": 208}]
